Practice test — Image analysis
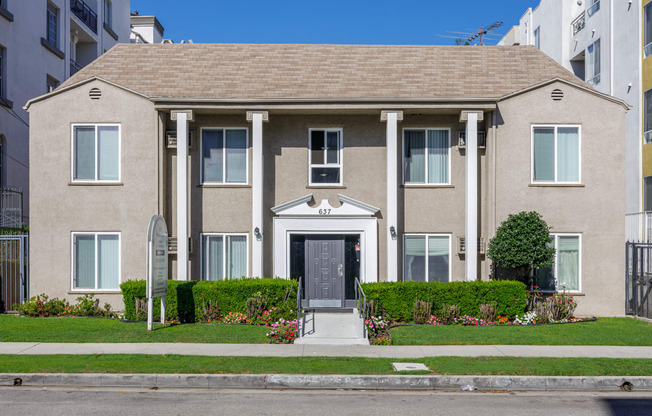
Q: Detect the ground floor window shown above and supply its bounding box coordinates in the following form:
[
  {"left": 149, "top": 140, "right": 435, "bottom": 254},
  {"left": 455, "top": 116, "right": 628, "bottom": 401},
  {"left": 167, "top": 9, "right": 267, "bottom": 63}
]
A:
[
  {"left": 403, "top": 234, "right": 451, "bottom": 282},
  {"left": 72, "top": 232, "right": 120, "bottom": 290},
  {"left": 534, "top": 234, "right": 581, "bottom": 292},
  {"left": 201, "top": 234, "right": 248, "bottom": 280}
]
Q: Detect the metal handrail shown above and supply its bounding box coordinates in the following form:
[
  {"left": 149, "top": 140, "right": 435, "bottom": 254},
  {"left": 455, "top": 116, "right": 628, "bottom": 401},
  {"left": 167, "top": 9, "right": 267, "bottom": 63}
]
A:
[
  {"left": 296, "top": 276, "right": 303, "bottom": 337},
  {"left": 571, "top": 12, "right": 585, "bottom": 36},
  {"left": 70, "top": 59, "right": 82, "bottom": 76},
  {"left": 354, "top": 277, "right": 367, "bottom": 339},
  {"left": 70, "top": 0, "right": 98, "bottom": 33}
]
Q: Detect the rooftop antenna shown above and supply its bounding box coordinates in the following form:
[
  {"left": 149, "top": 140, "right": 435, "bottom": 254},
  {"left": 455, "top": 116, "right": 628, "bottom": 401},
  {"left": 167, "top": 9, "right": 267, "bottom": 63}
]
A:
[
  {"left": 467, "top": 22, "right": 504, "bottom": 45},
  {"left": 436, "top": 22, "right": 505, "bottom": 46}
]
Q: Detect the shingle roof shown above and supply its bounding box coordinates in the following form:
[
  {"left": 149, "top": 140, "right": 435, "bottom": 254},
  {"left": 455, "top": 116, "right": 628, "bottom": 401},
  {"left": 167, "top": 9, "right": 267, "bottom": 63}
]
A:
[{"left": 59, "top": 43, "right": 588, "bottom": 101}]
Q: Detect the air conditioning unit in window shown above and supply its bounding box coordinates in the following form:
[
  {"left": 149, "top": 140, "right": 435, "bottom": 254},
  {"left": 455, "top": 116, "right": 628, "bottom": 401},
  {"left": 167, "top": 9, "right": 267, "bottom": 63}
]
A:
[
  {"left": 458, "top": 131, "right": 486, "bottom": 149},
  {"left": 168, "top": 237, "right": 193, "bottom": 254},
  {"left": 457, "top": 236, "right": 486, "bottom": 255},
  {"left": 166, "top": 130, "right": 195, "bottom": 149}
]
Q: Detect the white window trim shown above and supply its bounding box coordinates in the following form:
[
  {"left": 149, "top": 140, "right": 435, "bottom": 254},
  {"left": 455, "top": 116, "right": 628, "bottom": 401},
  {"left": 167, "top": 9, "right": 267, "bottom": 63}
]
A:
[
  {"left": 70, "top": 232, "right": 121, "bottom": 292},
  {"left": 536, "top": 233, "right": 582, "bottom": 294},
  {"left": 402, "top": 233, "right": 452, "bottom": 283},
  {"left": 308, "top": 128, "right": 343, "bottom": 186},
  {"left": 530, "top": 124, "right": 582, "bottom": 184},
  {"left": 70, "top": 123, "right": 122, "bottom": 183},
  {"left": 199, "top": 127, "right": 250, "bottom": 185},
  {"left": 402, "top": 127, "right": 452, "bottom": 186},
  {"left": 200, "top": 233, "right": 249, "bottom": 280}
]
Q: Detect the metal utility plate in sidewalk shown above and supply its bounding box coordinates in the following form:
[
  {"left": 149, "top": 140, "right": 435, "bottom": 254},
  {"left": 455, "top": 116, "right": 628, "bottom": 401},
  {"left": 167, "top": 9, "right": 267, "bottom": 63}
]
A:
[{"left": 392, "top": 363, "right": 431, "bottom": 372}]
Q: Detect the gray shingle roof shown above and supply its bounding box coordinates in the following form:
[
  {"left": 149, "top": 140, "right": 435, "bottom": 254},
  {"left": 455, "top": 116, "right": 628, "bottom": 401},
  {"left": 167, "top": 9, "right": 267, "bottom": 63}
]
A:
[{"left": 60, "top": 43, "right": 588, "bottom": 101}]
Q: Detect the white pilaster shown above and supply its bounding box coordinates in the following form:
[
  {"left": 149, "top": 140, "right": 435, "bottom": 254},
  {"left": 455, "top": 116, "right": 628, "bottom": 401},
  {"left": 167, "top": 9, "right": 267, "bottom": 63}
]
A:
[
  {"left": 461, "top": 110, "right": 483, "bottom": 281},
  {"left": 381, "top": 110, "right": 403, "bottom": 282},
  {"left": 247, "top": 111, "right": 269, "bottom": 278},
  {"left": 171, "top": 110, "right": 193, "bottom": 281}
]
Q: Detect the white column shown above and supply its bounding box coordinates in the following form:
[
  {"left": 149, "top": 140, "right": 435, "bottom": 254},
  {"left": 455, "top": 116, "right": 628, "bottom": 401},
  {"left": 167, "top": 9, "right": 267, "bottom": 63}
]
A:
[
  {"left": 461, "top": 110, "right": 483, "bottom": 281},
  {"left": 171, "top": 110, "right": 193, "bottom": 281},
  {"left": 381, "top": 110, "right": 403, "bottom": 282},
  {"left": 247, "top": 111, "right": 269, "bottom": 278}
]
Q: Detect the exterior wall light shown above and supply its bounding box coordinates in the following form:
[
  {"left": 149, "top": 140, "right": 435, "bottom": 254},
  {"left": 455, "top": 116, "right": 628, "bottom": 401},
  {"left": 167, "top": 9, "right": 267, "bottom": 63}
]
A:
[
  {"left": 389, "top": 226, "right": 397, "bottom": 240},
  {"left": 254, "top": 227, "right": 262, "bottom": 241}
]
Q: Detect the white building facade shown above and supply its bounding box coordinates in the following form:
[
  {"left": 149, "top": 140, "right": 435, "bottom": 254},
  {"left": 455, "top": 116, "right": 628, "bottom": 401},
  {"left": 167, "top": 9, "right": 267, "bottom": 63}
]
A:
[{"left": 500, "top": 0, "right": 641, "bottom": 215}]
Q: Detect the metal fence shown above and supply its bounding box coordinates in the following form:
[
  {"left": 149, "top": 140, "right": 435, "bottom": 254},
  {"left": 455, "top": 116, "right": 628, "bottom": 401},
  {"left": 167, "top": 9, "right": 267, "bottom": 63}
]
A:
[
  {"left": 626, "top": 242, "right": 652, "bottom": 319},
  {"left": 0, "top": 234, "right": 28, "bottom": 312},
  {"left": 0, "top": 187, "right": 23, "bottom": 229}
]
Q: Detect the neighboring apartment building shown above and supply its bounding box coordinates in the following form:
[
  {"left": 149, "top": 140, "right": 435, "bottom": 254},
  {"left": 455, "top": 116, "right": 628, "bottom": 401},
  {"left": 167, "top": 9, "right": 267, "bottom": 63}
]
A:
[
  {"left": 0, "top": 1, "right": 163, "bottom": 227},
  {"left": 25, "top": 44, "right": 627, "bottom": 316},
  {"left": 499, "top": 0, "right": 642, "bottom": 221}
]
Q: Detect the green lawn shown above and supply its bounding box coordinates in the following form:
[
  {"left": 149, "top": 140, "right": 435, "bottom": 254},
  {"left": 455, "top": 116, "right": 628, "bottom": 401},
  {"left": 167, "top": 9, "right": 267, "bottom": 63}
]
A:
[
  {"left": 0, "top": 315, "right": 269, "bottom": 344},
  {"left": 390, "top": 318, "right": 652, "bottom": 346},
  {"left": 2, "top": 355, "right": 652, "bottom": 376}
]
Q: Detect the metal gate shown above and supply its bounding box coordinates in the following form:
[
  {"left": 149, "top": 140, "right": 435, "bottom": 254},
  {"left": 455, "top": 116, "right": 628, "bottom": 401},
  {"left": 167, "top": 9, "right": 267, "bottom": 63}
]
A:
[{"left": 0, "top": 235, "right": 28, "bottom": 312}]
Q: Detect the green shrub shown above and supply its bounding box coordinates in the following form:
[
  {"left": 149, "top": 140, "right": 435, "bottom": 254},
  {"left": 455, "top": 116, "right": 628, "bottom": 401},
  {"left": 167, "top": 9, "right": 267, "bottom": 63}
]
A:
[
  {"left": 120, "top": 279, "right": 298, "bottom": 323},
  {"left": 360, "top": 281, "right": 528, "bottom": 322},
  {"left": 13, "top": 293, "right": 115, "bottom": 318}
]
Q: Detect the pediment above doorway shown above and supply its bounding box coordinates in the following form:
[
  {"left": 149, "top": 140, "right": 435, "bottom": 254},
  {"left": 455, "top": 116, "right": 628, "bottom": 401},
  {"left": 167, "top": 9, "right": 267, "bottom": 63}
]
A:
[{"left": 271, "top": 194, "right": 380, "bottom": 217}]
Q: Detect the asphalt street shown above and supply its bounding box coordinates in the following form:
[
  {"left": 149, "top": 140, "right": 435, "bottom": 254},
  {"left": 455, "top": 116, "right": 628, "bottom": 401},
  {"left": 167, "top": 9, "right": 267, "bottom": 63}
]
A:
[{"left": 1, "top": 387, "right": 652, "bottom": 416}]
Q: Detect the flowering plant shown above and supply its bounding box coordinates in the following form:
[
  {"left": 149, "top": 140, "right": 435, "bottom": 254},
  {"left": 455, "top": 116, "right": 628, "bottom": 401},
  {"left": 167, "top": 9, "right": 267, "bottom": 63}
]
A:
[
  {"left": 427, "top": 315, "right": 442, "bottom": 326},
  {"left": 266, "top": 318, "right": 298, "bottom": 344},
  {"left": 513, "top": 311, "right": 538, "bottom": 325},
  {"left": 496, "top": 315, "right": 509, "bottom": 324},
  {"left": 365, "top": 316, "right": 389, "bottom": 338},
  {"left": 453, "top": 315, "right": 492, "bottom": 326},
  {"left": 219, "top": 312, "right": 250, "bottom": 324},
  {"left": 371, "top": 337, "right": 392, "bottom": 346}
]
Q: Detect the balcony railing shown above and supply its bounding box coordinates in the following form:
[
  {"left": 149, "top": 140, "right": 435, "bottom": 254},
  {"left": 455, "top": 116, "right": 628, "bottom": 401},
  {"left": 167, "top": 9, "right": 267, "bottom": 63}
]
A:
[
  {"left": 70, "top": 0, "right": 97, "bottom": 34},
  {"left": 587, "top": 73, "right": 600, "bottom": 86},
  {"left": 70, "top": 59, "right": 82, "bottom": 76},
  {"left": 0, "top": 187, "right": 23, "bottom": 229},
  {"left": 587, "top": 0, "right": 600, "bottom": 17},
  {"left": 571, "top": 12, "right": 585, "bottom": 36},
  {"left": 627, "top": 212, "right": 652, "bottom": 243}
]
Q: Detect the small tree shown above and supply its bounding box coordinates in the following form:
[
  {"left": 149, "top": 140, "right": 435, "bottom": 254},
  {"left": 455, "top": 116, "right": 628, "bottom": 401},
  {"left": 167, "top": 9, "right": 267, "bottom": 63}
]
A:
[{"left": 487, "top": 211, "right": 555, "bottom": 285}]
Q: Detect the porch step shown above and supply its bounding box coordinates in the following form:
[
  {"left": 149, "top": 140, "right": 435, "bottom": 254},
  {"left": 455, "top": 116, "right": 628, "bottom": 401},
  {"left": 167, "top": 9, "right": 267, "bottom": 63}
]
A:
[
  {"left": 304, "top": 308, "right": 354, "bottom": 314},
  {"left": 295, "top": 311, "right": 368, "bottom": 345}
]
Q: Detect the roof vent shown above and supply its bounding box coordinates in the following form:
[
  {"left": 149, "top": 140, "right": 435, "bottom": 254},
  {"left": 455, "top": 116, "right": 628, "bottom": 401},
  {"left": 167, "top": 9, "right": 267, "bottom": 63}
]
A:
[
  {"left": 89, "top": 88, "right": 102, "bottom": 100},
  {"left": 551, "top": 89, "right": 564, "bottom": 101}
]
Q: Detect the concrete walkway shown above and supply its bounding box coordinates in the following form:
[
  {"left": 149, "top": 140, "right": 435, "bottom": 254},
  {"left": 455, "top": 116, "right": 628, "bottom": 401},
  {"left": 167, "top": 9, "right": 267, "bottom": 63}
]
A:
[{"left": 3, "top": 342, "right": 652, "bottom": 358}]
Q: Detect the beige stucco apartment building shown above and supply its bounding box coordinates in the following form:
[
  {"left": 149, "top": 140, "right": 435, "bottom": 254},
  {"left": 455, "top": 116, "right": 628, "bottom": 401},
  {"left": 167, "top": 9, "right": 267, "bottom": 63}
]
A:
[{"left": 25, "top": 43, "right": 627, "bottom": 316}]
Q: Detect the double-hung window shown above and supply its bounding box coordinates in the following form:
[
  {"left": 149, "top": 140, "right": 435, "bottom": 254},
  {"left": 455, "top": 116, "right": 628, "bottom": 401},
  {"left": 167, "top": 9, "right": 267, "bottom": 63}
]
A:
[
  {"left": 309, "top": 128, "right": 342, "bottom": 185},
  {"left": 644, "top": 89, "right": 652, "bottom": 144},
  {"left": 403, "top": 234, "right": 451, "bottom": 282},
  {"left": 104, "top": 0, "right": 112, "bottom": 28},
  {"left": 587, "top": 0, "right": 600, "bottom": 17},
  {"left": 532, "top": 125, "right": 580, "bottom": 183},
  {"left": 72, "top": 232, "right": 120, "bottom": 290},
  {"left": 534, "top": 234, "right": 581, "bottom": 292},
  {"left": 533, "top": 27, "right": 540, "bottom": 49},
  {"left": 403, "top": 128, "right": 450, "bottom": 185},
  {"left": 587, "top": 39, "right": 600, "bottom": 85},
  {"left": 46, "top": 2, "right": 58, "bottom": 47},
  {"left": 72, "top": 124, "right": 120, "bottom": 182},
  {"left": 201, "top": 128, "right": 248, "bottom": 184},
  {"left": 201, "top": 234, "right": 248, "bottom": 280}
]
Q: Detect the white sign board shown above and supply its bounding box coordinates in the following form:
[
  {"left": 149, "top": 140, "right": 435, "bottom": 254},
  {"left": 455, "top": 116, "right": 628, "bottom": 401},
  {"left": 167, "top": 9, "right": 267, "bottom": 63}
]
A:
[{"left": 146, "top": 215, "right": 168, "bottom": 330}]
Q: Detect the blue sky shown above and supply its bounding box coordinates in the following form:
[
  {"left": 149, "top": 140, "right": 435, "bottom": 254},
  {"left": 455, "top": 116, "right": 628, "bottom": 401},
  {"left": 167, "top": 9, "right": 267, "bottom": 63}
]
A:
[{"left": 131, "top": 0, "right": 541, "bottom": 45}]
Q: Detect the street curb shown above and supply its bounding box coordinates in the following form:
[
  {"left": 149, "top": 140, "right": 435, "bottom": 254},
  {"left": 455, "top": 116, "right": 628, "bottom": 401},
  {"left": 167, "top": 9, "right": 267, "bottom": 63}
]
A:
[{"left": 1, "top": 373, "right": 651, "bottom": 391}]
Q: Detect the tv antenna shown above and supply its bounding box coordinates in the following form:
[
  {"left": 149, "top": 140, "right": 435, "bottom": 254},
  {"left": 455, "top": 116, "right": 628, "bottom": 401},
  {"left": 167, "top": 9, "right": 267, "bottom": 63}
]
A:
[{"left": 436, "top": 21, "right": 505, "bottom": 46}]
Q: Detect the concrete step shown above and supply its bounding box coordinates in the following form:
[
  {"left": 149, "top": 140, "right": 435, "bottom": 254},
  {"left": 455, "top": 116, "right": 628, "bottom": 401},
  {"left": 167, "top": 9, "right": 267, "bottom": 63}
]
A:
[{"left": 296, "top": 310, "right": 368, "bottom": 345}]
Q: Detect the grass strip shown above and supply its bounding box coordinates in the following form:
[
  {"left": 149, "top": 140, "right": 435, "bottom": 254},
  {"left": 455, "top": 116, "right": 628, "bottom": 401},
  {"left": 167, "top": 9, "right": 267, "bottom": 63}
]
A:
[
  {"left": 1, "top": 355, "right": 652, "bottom": 376},
  {"left": 0, "top": 315, "right": 269, "bottom": 344},
  {"left": 389, "top": 318, "right": 652, "bottom": 346}
]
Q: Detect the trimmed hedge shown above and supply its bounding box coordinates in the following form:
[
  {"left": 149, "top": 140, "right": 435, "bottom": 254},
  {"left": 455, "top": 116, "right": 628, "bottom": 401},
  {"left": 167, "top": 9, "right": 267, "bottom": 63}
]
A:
[
  {"left": 360, "top": 281, "right": 528, "bottom": 322},
  {"left": 121, "top": 279, "right": 297, "bottom": 322}
]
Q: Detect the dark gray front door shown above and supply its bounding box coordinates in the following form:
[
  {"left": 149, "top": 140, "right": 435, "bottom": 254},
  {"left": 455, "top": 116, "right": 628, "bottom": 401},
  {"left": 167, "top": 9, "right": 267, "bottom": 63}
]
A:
[{"left": 306, "top": 236, "right": 344, "bottom": 307}]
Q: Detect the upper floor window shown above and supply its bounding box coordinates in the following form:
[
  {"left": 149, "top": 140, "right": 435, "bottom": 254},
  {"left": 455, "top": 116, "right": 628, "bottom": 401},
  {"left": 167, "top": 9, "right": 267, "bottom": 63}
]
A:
[
  {"left": 587, "top": 39, "right": 600, "bottom": 86},
  {"left": 309, "top": 128, "right": 342, "bottom": 186},
  {"left": 72, "top": 124, "right": 120, "bottom": 182},
  {"left": 201, "top": 234, "right": 248, "bottom": 280},
  {"left": 646, "top": 2, "right": 652, "bottom": 58},
  {"left": 72, "top": 232, "right": 120, "bottom": 290},
  {"left": 46, "top": 74, "right": 59, "bottom": 93},
  {"left": 0, "top": 46, "right": 5, "bottom": 98},
  {"left": 201, "top": 128, "right": 248, "bottom": 185},
  {"left": 533, "top": 27, "right": 540, "bottom": 49},
  {"left": 46, "top": 2, "right": 58, "bottom": 47},
  {"left": 644, "top": 89, "right": 652, "bottom": 144},
  {"left": 587, "top": 0, "right": 600, "bottom": 17},
  {"left": 532, "top": 125, "right": 581, "bottom": 184},
  {"left": 403, "top": 128, "right": 450, "bottom": 185},
  {"left": 534, "top": 234, "right": 581, "bottom": 292},
  {"left": 404, "top": 234, "right": 451, "bottom": 283},
  {"left": 104, "top": 0, "right": 112, "bottom": 28},
  {"left": 645, "top": 176, "right": 652, "bottom": 211}
]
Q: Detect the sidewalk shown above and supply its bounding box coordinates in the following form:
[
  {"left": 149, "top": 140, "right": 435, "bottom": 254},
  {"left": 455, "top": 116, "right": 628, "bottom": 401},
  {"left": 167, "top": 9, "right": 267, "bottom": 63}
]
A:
[{"left": 3, "top": 342, "right": 652, "bottom": 358}]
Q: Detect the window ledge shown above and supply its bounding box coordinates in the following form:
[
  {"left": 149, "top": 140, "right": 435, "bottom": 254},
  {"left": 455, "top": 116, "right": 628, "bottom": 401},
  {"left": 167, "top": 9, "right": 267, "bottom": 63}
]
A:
[
  {"left": 0, "top": 96, "right": 13, "bottom": 109},
  {"left": 68, "top": 182, "right": 124, "bottom": 186},
  {"left": 306, "top": 185, "right": 347, "bottom": 189},
  {"left": 41, "top": 38, "right": 65, "bottom": 59},
  {"left": 0, "top": 5, "right": 14, "bottom": 22},
  {"left": 103, "top": 23, "right": 119, "bottom": 41},
  {"left": 529, "top": 183, "right": 584, "bottom": 187},
  {"left": 199, "top": 184, "right": 251, "bottom": 188},
  {"left": 68, "top": 290, "right": 121, "bottom": 295},
  {"left": 402, "top": 184, "right": 454, "bottom": 188}
]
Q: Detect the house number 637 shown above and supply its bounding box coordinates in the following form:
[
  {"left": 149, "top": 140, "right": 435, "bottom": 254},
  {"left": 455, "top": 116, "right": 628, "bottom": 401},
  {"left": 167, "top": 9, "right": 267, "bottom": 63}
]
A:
[{"left": 319, "top": 209, "right": 331, "bottom": 215}]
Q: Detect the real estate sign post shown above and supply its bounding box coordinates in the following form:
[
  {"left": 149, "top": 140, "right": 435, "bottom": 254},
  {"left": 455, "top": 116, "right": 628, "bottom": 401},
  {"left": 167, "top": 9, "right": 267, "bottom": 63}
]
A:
[{"left": 147, "top": 215, "right": 169, "bottom": 331}]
